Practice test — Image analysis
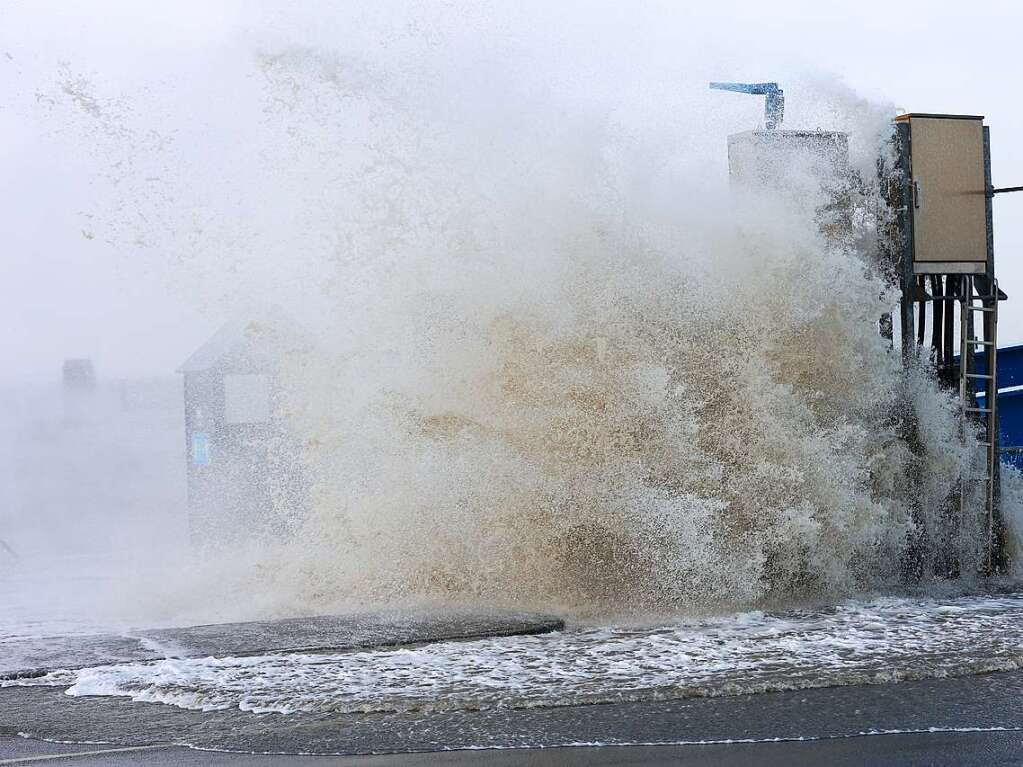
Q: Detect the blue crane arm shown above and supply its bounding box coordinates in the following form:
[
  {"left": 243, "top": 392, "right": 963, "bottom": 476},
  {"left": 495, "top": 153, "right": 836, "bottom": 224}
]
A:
[
  {"left": 709, "top": 81, "right": 785, "bottom": 130},
  {"left": 709, "top": 82, "right": 780, "bottom": 96}
]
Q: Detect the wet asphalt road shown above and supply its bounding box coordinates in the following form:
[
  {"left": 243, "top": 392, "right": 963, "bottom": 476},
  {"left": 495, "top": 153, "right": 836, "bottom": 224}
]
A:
[
  {"left": 3, "top": 670, "right": 1023, "bottom": 765},
  {"left": 1, "top": 730, "right": 1023, "bottom": 766}
]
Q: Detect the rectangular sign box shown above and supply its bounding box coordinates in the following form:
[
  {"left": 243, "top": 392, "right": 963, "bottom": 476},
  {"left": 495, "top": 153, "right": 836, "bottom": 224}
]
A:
[{"left": 896, "top": 113, "right": 990, "bottom": 274}]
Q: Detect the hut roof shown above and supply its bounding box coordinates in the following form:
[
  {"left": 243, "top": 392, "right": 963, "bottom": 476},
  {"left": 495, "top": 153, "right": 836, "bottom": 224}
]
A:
[{"left": 177, "top": 310, "right": 311, "bottom": 374}]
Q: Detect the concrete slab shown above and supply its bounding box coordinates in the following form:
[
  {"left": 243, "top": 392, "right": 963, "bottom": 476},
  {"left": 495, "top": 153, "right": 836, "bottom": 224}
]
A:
[{"left": 0, "top": 610, "right": 564, "bottom": 680}]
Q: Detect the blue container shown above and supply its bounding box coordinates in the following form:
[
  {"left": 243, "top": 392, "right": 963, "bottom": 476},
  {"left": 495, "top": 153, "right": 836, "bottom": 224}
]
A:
[{"left": 965, "top": 344, "right": 1023, "bottom": 469}]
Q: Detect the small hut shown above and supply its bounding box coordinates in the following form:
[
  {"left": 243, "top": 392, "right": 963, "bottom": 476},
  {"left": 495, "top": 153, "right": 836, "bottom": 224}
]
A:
[{"left": 177, "top": 311, "right": 308, "bottom": 545}]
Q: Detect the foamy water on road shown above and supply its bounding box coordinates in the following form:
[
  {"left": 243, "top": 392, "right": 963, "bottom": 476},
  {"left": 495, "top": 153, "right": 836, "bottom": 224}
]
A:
[{"left": 13, "top": 591, "right": 1023, "bottom": 716}]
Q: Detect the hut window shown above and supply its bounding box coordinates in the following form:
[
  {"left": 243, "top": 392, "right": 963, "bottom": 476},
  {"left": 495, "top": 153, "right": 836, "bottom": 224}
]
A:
[{"left": 224, "top": 374, "right": 271, "bottom": 424}]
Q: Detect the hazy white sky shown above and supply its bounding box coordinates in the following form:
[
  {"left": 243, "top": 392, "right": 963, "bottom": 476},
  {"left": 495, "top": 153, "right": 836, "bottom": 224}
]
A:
[{"left": 1, "top": 0, "right": 1021, "bottom": 381}]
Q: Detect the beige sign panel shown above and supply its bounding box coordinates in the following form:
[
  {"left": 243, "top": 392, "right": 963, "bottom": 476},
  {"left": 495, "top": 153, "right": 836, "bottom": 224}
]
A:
[{"left": 901, "top": 114, "right": 988, "bottom": 272}]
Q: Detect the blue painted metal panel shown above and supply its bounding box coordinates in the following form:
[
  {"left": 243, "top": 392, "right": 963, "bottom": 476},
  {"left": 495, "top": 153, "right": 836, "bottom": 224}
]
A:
[
  {"left": 977, "top": 345, "right": 1023, "bottom": 469},
  {"left": 953, "top": 345, "right": 1023, "bottom": 468},
  {"left": 999, "top": 393, "right": 1023, "bottom": 469},
  {"left": 996, "top": 343, "right": 1023, "bottom": 389},
  {"left": 967, "top": 343, "right": 1023, "bottom": 390}
]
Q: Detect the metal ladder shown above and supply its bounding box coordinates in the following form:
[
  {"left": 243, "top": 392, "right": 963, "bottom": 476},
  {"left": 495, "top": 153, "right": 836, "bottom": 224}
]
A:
[{"left": 958, "top": 274, "right": 999, "bottom": 571}]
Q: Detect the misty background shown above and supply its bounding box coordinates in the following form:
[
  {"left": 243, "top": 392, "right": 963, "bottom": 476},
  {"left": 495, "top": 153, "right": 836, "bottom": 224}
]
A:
[{"left": 3, "top": 2, "right": 1022, "bottom": 381}]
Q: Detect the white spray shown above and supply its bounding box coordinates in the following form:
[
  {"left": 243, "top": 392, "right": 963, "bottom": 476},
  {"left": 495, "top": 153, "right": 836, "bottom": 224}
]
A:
[{"left": 24, "top": 9, "right": 1009, "bottom": 622}]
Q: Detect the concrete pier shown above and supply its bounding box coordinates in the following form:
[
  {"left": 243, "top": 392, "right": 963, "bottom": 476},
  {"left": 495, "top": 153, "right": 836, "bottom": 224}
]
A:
[{"left": 1, "top": 609, "right": 565, "bottom": 681}]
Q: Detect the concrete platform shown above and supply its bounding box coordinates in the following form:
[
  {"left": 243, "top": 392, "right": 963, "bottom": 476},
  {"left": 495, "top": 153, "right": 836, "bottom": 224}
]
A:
[{"left": 1, "top": 610, "right": 565, "bottom": 680}]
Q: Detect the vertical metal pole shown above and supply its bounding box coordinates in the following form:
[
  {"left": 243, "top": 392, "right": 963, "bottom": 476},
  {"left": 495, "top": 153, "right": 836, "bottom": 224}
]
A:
[
  {"left": 966, "top": 284, "right": 976, "bottom": 375},
  {"left": 916, "top": 276, "right": 927, "bottom": 346},
  {"left": 893, "top": 120, "right": 926, "bottom": 578},
  {"left": 982, "top": 126, "right": 1005, "bottom": 574},
  {"left": 896, "top": 122, "right": 917, "bottom": 363},
  {"left": 931, "top": 275, "right": 944, "bottom": 368},
  {"left": 942, "top": 276, "right": 956, "bottom": 384},
  {"left": 987, "top": 282, "right": 999, "bottom": 573},
  {"left": 959, "top": 282, "right": 968, "bottom": 403},
  {"left": 959, "top": 278, "right": 970, "bottom": 528}
]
